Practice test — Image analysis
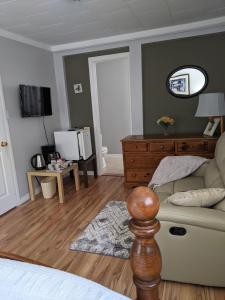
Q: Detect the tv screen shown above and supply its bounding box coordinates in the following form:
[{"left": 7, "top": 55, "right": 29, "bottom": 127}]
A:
[{"left": 19, "top": 85, "right": 52, "bottom": 117}]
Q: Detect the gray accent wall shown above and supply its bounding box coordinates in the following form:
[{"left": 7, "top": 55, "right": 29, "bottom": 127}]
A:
[
  {"left": 142, "top": 32, "right": 225, "bottom": 134},
  {"left": 64, "top": 47, "right": 129, "bottom": 150},
  {"left": 0, "top": 36, "right": 60, "bottom": 199}
]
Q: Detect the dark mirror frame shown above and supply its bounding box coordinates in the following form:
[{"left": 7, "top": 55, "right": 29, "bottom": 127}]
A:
[{"left": 166, "top": 65, "right": 209, "bottom": 99}]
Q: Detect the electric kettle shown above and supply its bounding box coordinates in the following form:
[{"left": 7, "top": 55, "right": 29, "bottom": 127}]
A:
[{"left": 31, "top": 154, "right": 46, "bottom": 170}]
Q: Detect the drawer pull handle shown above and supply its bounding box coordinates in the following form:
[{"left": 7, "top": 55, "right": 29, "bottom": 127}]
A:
[
  {"left": 181, "top": 142, "right": 188, "bottom": 150},
  {"left": 145, "top": 173, "right": 151, "bottom": 176},
  {"left": 160, "top": 145, "right": 165, "bottom": 150}
]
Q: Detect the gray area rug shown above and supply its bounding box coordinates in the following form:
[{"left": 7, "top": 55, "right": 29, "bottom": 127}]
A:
[{"left": 70, "top": 201, "right": 134, "bottom": 259}]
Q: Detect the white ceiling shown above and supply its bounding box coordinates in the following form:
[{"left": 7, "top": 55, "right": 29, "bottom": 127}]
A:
[{"left": 0, "top": 0, "right": 225, "bottom": 46}]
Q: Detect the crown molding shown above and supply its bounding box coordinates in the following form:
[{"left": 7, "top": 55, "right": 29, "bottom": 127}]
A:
[
  {"left": 0, "top": 28, "right": 51, "bottom": 51},
  {"left": 1, "top": 16, "right": 225, "bottom": 52},
  {"left": 51, "top": 16, "right": 225, "bottom": 52}
]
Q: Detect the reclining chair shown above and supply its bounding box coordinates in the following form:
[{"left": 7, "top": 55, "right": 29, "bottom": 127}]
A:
[{"left": 155, "top": 132, "right": 225, "bottom": 287}]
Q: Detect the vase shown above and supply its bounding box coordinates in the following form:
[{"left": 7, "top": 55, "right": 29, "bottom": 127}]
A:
[
  {"left": 163, "top": 128, "right": 169, "bottom": 136},
  {"left": 158, "top": 124, "right": 169, "bottom": 136}
]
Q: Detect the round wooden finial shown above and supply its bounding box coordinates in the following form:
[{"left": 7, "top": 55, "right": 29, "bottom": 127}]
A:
[{"left": 127, "top": 187, "right": 159, "bottom": 221}]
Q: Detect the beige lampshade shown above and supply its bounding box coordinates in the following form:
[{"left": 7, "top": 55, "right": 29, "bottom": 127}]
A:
[{"left": 195, "top": 93, "right": 225, "bottom": 117}]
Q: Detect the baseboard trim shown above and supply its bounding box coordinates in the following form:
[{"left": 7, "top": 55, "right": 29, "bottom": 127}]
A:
[
  {"left": 79, "top": 171, "right": 94, "bottom": 176},
  {"left": 105, "top": 154, "right": 123, "bottom": 158},
  {"left": 19, "top": 187, "right": 41, "bottom": 205}
]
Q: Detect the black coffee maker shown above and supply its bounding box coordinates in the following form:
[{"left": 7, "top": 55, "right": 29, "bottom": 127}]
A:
[{"left": 41, "top": 145, "right": 61, "bottom": 164}]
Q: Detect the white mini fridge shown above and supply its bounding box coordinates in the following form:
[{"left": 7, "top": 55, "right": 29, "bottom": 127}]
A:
[{"left": 54, "top": 128, "right": 92, "bottom": 161}]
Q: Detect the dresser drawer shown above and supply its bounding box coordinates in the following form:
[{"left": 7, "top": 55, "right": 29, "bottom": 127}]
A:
[
  {"left": 124, "top": 154, "right": 168, "bottom": 168},
  {"left": 176, "top": 140, "right": 209, "bottom": 153},
  {"left": 123, "top": 142, "right": 148, "bottom": 152},
  {"left": 126, "top": 169, "right": 154, "bottom": 182},
  {"left": 149, "top": 141, "right": 175, "bottom": 152},
  {"left": 208, "top": 140, "right": 217, "bottom": 153}
]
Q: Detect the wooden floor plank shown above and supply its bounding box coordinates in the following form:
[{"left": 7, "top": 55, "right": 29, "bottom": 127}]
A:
[{"left": 0, "top": 175, "right": 224, "bottom": 300}]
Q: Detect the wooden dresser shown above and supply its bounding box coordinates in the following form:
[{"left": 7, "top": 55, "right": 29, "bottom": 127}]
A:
[{"left": 121, "top": 134, "right": 218, "bottom": 187}]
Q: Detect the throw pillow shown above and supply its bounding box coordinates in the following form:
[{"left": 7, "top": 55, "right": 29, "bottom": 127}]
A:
[{"left": 167, "top": 188, "right": 225, "bottom": 207}]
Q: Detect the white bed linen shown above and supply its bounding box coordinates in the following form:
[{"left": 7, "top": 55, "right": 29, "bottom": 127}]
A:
[{"left": 0, "top": 258, "right": 131, "bottom": 300}]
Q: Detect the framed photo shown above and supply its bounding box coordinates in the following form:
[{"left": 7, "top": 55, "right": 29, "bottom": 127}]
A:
[
  {"left": 169, "top": 74, "right": 190, "bottom": 96},
  {"left": 203, "top": 118, "right": 220, "bottom": 136},
  {"left": 74, "top": 83, "right": 83, "bottom": 94}
]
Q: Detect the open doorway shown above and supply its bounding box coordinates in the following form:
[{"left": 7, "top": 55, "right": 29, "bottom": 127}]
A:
[{"left": 89, "top": 53, "right": 132, "bottom": 176}]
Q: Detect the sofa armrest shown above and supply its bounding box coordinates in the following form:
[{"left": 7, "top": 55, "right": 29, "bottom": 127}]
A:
[{"left": 158, "top": 203, "right": 225, "bottom": 232}]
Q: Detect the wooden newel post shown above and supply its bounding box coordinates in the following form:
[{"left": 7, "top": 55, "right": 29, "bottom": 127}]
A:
[{"left": 127, "top": 187, "right": 162, "bottom": 300}]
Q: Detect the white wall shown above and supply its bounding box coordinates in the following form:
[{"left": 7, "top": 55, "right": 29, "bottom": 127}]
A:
[
  {"left": 0, "top": 36, "right": 61, "bottom": 200},
  {"left": 96, "top": 56, "right": 131, "bottom": 154}
]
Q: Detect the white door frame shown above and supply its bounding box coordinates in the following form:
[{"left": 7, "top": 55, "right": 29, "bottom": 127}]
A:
[
  {"left": 88, "top": 52, "right": 132, "bottom": 175},
  {"left": 0, "top": 76, "right": 20, "bottom": 207}
]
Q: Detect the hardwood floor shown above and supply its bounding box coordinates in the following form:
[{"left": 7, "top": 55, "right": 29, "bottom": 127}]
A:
[{"left": 0, "top": 175, "right": 225, "bottom": 300}]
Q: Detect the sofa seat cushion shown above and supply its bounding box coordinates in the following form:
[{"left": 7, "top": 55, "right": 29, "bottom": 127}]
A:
[
  {"left": 158, "top": 203, "right": 225, "bottom": 232},
  {"left": 174, "top": 176, "right": 205, "bottom": 193}
]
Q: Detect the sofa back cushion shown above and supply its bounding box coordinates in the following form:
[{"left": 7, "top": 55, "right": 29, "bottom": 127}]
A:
[
  {"left": 215, "top": 132, "right": 225, "bottom": 185},
  {"left": 213, "top": 199, "right": 225, "bottom": 211},
  {"left": 204, "top": 159, "right": 224, "bottom": 188}
]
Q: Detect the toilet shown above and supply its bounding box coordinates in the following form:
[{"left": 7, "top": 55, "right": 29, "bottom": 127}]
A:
[{"left": 102, "top": 146, "right": 108, "bottom": 169}]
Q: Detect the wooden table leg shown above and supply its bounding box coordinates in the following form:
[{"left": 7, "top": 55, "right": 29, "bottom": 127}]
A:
[
  {"left": 73, "top": 165, "right": 80, "bottom": 191},
  {"left": 83, "top": 164, "right": 89, "bottom": 188},
  {"left": 92, "top": 155, "right": 98, "bottom": 178},
  {"left": 57, "top": 174, "right": 64, "bottom": 204},
  {"left": 27, "top": 174, "right": 35, "bottom": 201}
]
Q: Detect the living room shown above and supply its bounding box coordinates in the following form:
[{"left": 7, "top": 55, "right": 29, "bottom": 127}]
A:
[{"left": 0, "top": 1, "right": 225, "bottom": 299}]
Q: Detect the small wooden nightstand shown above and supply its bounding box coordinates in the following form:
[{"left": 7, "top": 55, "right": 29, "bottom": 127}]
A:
[
  {"left": 121, "top": 134, "right": 218, "bottom": 187},
  {"left": 27, "top": 163, "right": 80, "bottom": 204}
]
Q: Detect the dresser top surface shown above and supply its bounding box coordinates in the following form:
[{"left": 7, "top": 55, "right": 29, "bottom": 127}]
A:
[{"left": 121, "top": 134, "right": 219, "bottom": 141}]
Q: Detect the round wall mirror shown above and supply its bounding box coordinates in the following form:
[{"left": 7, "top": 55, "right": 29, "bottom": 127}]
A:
[{"left": 166, "top": 65, "right": 208, "bottom": 98}]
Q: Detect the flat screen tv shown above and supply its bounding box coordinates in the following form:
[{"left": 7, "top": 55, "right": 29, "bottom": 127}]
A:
[{"left": 19, "top": 85, "right": 52, "bottom": 117}]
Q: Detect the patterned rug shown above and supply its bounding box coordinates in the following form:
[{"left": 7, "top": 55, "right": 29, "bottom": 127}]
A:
[{"left": 70, "top": 201, "right": 134, "bottom": 259}]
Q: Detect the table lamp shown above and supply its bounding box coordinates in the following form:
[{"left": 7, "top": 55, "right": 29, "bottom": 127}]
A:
[{"left": 195, "top": 93, "right": 225, "bottom": 134}]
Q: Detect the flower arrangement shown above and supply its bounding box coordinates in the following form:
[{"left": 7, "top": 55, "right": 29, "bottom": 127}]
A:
[{"left": 156, "top": 116, "right": 175, "bottom": 136}]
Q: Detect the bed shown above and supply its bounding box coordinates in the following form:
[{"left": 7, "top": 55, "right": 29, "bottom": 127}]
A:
[{"left": 0, "top": 258, "right": 129, "bottom": 300}]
